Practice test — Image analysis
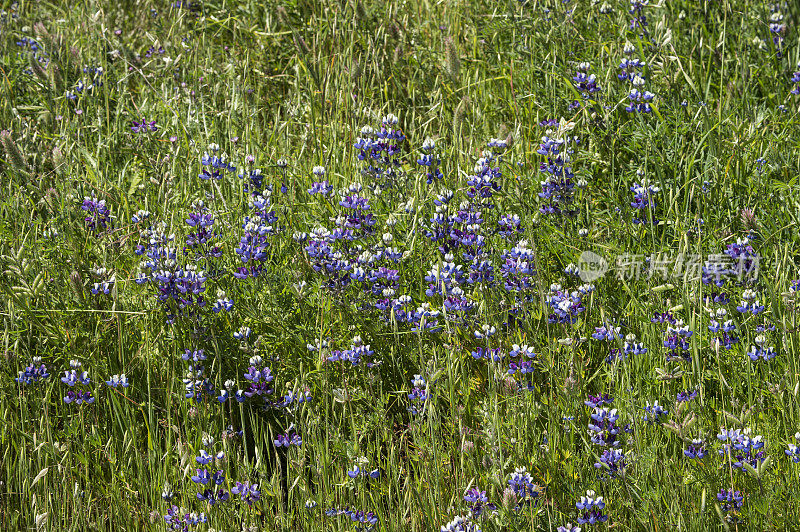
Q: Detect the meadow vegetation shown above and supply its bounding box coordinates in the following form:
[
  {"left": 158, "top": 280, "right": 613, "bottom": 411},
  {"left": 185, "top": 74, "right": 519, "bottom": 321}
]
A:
[{"left": 2, "top": 0, "right": 800, "bottom": 530}]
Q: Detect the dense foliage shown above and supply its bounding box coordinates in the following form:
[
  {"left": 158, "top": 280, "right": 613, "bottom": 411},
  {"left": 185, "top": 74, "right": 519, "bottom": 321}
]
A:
[{"left": 2, "top": 0, "right": 800, "bottom": 530}]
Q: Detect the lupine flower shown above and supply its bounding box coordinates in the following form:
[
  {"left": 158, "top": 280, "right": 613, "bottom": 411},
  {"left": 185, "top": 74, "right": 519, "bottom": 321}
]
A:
[
  {"left": 195, "top": 450, "right": 213, "bottom": 465},
  {"left": 626, "top": 85, "right": 654, "bottom": 114},
  {"left": 628, "top": 0, "right": 649, "bottom": 35},
  {"left": 470, "top": 347, "right": 503, "bottom": 363},
  {"left": 91, "top": 280, "right": 112, "bottom": 295},
  {"left": 705, "top": 292, "right": 731, "bottom": 307},
  {"left": 217, "top": 380, "right": 238, "bottom": 403},
  {"left": 464, "top": 487, "right": 494, "bottom": 518},
  {"left": 576, "top": 490, "right": 608, "bottom": 525},
  {"left": 15, "top": 357, "right": 49, "bottom": 385},
  {"left": 196, "top": 487, "right": 229, "bottom": 505},
  {"left": 547, "top": 285, "right": 585, "bottom": 324},
  {"left": 785, "top": 433, "right": 800, "bottom": 463},
  {"left": 325, "top": 507, "right": 379, "bottom": 528},
  {"left": 353, "top": 115, "right": 406, "bottom": 191},
  {"left": 642, "top": 401, "right": 668, "bottom": 423},
  {"left": 346, "top": 466, "right": 380, "bottom": 479},
  {"left": 488, "top": 137, "right": 509, "bottom": 149},
  {"left": 768, "top": 8, "right": 786, "bottom": 57},
  {"left": 664, "top": 324, "right": 692, "bottom": 363},
  {"left": 592, "top": 323, "right": 622, "bottom": 341},
  {"left": 746, "top": 344, "right": 777, "bottom": 362},
  {"left": 707, "top": 317, "right": 736, "bottom": 336},
  {"left": 274, "top": 432, "right": 302, "bottom": 447},
  {"left": 184, "top": 200, "right": 219, "bottom": 251},
  {"left": 418, "top": 138, "right": 443, "bottom": 184},
  {"left": 16, "top": 36, "right": 41, "bottom": 52},
  {"left": 623, "top": 340, "right": 647, "bottom": 356},
  {"left": 81, "top": 195, "right": 113, "bottom": 233},
  {"left": 163, "top": 506, "right": 207, "bottom": 530},
  {"left": 508, "top": 344, "right": 536, "bottom": 375},
  {"left": 466, "top": 148, "right": 503, "bottom": 207},
  {"left": 736, "top": 299, "right": 765, "bottom": 314},
  {"left": 440, "top": 515, "right": 481, "bottom": 532},
  {"left": 131, "top": 118, "right": 157, "bottom": 133},
  {"left": 630, "top": 180, "right": 659, "bottom": 223},
  {"left": 183, "top": 357, "right": 214, "bottom": 402},
  {"left": 190, "top": 468, "right": 210, "bottom": 485},
  {"left": 723, "top": 239, "right": 759, "bottom": 281},
  {"left": 202, "top": 146, "right": 235, "bottom": 172},
  {"left": 408, "top": 374, "right": 428, "bottom": 415},
  {"left": 717, "top": 428, "right": 766, "bottom": 472},
  {"left": 588, "top": 407, "right": 622, "bottom": 447},
  {"left": 538, "top": 132, "right": 580, "bottom": 217},
  {"left": 182, "top": 349, "right": 207, "bottom": 363},
  {"left": 234, "top": 191, "right": 277, "bottom": 279},
  {"left": 684, "top": 439, "right": 708, "bottom": 459},
  {"left": 676, "top": 389, "right": 698, "bottom": 403},
  {"left": 61, "top": 361, "right": 91, "bottom": 387},
  {"left": 212, "top": 289, "right": 233, "bottom": 313},
  {"left": 234, "top": 326, "right": 251, "bottom": 340},
  {"left": 144, "top": 46, "right": 166, "bottom": 58},
  {"left": 149, "top": 266, "right": 208, "bottom": 321},
  {"left": 507, "top": 467, "right": 541, "bottom": 507},
  {"left": 585, "top": 394, "right": 614, "bottom": 408},
  {"left": 190, "top": 447, "right": 228, "bottom": 508},
  {"left": 327, "top": 336, "right": 377, "bottom": 367},
  {"left": 105, "top": 374, "right": 129, "bottom": 388},
  {"left": 594, "top": 448, "right": 626, "bottom": 477},
  {"left": 308, "top": 181, "right": 334, "bottom": 195},
  {"left": 64, "top": 390, "right": 95, "bottom": 404},
  {"left": 425, "top": 260, "right": 465, "bottom": 297},
  {"left": 497, "top": 213, "right": 523, "bottom": 239},
  {"left": 570, "top": 62, "right": 601, "bottom": 109},
  {"left": 651, "top": 311, "right": 676, "bottom": 324},
  {"left": 618, "top": 57, "right": 644, "bottom": 81},
  {"left": 474, "top": 324, "right": 496, "bottom": 339},
  {"left": 716, "top": 489, "right": 743, "bottom": 513},
  {"left": 735, "top": 288, "right": 764, "bottom": 314},
  {"left": 277, "top": 388, "right": 313, "bottom": 408},
  {"left": 243, "top": 355, "right": 274, "bottom": 397}
]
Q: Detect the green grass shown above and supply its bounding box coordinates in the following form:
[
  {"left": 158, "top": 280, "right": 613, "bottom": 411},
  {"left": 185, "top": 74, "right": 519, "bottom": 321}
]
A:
[{"left": 2, "top": 0, "right": 800, "bottom": 530}]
